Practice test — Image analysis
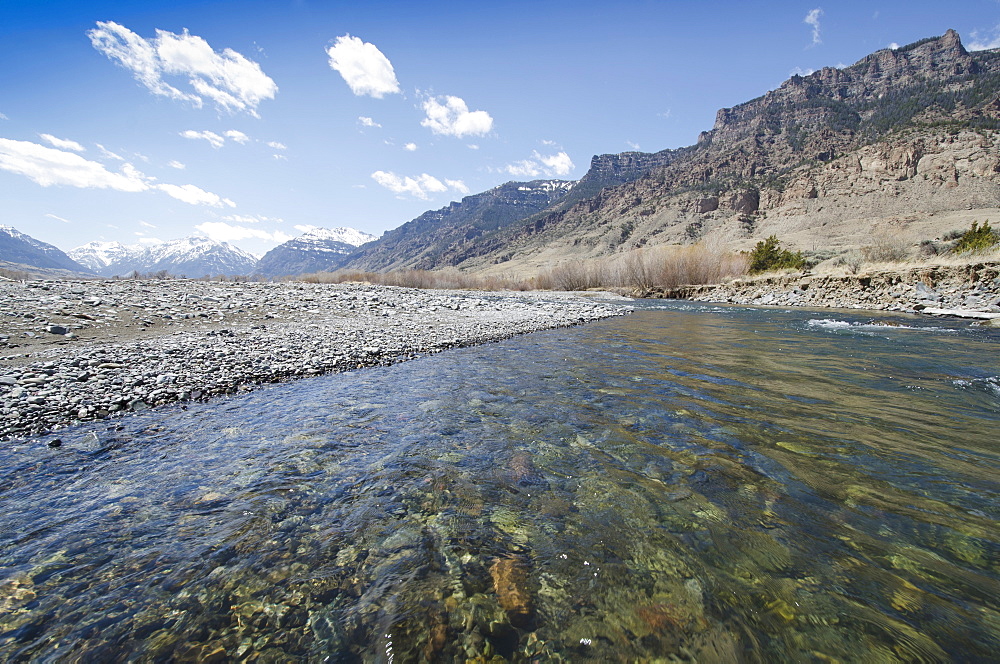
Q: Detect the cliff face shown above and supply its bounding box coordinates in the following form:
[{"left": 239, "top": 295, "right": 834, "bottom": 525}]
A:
[
  {"left": 451, "top": 30, "right": 1000, "bottom": 274},
  {"left": 344, "top": 31, "right": 1000, "bottom": 276},
  {"left": 342, "top": 180, "right": 575, "bottom": 271}
]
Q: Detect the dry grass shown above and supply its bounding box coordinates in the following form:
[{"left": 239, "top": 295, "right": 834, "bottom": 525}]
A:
[
  {"left": 536, "top": 241, "right": 749, "bottom": 292},
  {"left": 297, "top": 268, "right": 532, "bottom": 291}
]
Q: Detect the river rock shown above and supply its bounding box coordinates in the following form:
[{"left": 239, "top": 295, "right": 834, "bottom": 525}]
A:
[{"left": 490, "top": 555, "right": 534, "bottom": 627}]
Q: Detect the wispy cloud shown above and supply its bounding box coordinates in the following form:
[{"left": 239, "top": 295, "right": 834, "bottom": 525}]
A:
[
  {"left": 180, "top": 129, "right": 225, "bottom": 148},
  {"left": 39, "top": 134, "right": 85, "bottom": 152},
  {"left": 88, "top": 21, "right": 277, "bottom": 116},
  {"left": 370, "top": 170, "right": 467, "bottom": 199},
  {"left": 404, "top": 142, "right": 417, "bottom": 151},
  {"left": 790, "top": 66, "right": 815, "bottom": 77},
  {"left": 157, "top": 183, "right": 235, "bottom": 207},
  {"left": 420, "top": 95, "right": 493, "bottom": 138},
  {"left": 168, "top": 160, "right": 186, "bottom": 169},
  {"left": 45, "top": 213, "right": 71, "bottom": 224},
  {"left": 195, "top": 221, "right": 292, "bottom": 244},
  {"left": 96, "top": 144, "right": 124, "bottom": 161},
  {"left": 180, "top": 129, "right": 251, "bottom": 148},
  {"left": 267, "top": 141, "right": 286, "bottom": 150},
  {"left": 222, "top": 214, "right": 283, "bottom": 224},
  {"left": 505, "top": 150, "right": 574, "bottom": 178},
  {"left": 358, "top": 116, "right": 382, "bottom": 128},
  {"left": 0, "top": 137, "right": 234, "bottom": 207},
  {"left": 969, "top": 25, "right": 1000, "bottom": 51},
  {"left": 224, "top": 129, "right": 250, "bottom": 144},
  {"left": 326, "top": 34, "right": 400, "bottom": 98},
  {"left": 0, "top": 138, "right": 149, "bottom": 191},
  {"left": 626, "top": 141, "right": 640, "bottom": 151},
  {"left": 804, "top": 8, "right": 823, "bottom": 47},
  {"left": 0, "top": 112, "right": 8, "bottom": 120}
]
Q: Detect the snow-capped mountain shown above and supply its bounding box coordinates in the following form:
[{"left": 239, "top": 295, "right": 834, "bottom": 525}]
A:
[
  {"left": 70, "top": 237, "right": 258, "bottom": 278},
  {"left": 144, "top": 237, "right": 258, "bottom": 277},
  {"left": 1, "top": 225, "right": 93, "bottom": 275},
  {"left": 255, "top": 226, "right": 378, "bottom": 278},
  {"left": 68, "top": 241, "right": 147, "bottom": 276}
]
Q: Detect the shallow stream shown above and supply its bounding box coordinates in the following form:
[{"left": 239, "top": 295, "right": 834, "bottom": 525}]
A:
[{"left": 1, "top": 302, "right": 998, "bottom": 662}]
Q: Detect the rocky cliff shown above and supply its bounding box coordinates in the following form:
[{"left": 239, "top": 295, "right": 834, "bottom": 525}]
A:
[
  {"left": 343, "top": 180, "right": 575, "bottom": 271},
  {"left": 369, "top": 30, "right": 1000, "bottom": 276}
]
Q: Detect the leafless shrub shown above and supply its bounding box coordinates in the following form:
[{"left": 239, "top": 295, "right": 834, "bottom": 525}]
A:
[
  {"left": 297, "top": 268, "right": 532, "bottom": 291},
  {"left": 860, "top": 227, "right": 910, "bottom": 263}
]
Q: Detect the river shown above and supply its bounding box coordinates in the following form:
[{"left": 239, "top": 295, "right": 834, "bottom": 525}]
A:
[{"left": 1, "top": 301, "right": 997, "bottom": 662}]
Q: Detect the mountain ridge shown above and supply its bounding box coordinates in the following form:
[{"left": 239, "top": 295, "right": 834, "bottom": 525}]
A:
[{"left": 388, "top": 29, "right": 1000, "bottom": 275}]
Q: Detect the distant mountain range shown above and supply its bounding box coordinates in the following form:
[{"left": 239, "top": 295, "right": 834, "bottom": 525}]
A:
[
  {"left": 1, "top": 226, "right": 377, "bottom": 279},
  {"left": 255, "top": 227, "right": 377, "bottom": 277}
]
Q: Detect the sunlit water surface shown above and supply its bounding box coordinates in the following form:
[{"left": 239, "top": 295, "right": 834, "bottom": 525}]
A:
[{"left": 1, "top": 302, "right": 998, "bottom": 662}]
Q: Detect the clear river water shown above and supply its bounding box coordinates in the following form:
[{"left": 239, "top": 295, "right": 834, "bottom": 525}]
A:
[{"left": 0, "top": 301, "right": 998, "bottom": 662}]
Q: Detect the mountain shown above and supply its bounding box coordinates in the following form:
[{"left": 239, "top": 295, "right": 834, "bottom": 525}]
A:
[
  {"left": 70, "top": 237, "right": 258, "bottom": 278},
  {"left": 255, "top": 227, "right": 378, "bottom": 278},
  {"left": 69, "top": 241, "right": 148, "bottom": 277},
  {"left": 342, "top": 179, "right": 576, "bottom": 271},
  {"left": 0, "top": 225, "right": 94, "bottom": 277},
  {"left": 347, "top": 30, "right": 1000, "bottom": 275}
]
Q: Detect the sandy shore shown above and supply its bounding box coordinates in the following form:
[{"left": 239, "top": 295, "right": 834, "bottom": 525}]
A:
[{"left": 0, "top": 279, "right": 631, "bottom": 442}]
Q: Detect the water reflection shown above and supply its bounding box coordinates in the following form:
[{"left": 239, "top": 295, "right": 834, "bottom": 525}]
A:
[{"left": 1, "top": 303, "right": 998, "bottom": 661}]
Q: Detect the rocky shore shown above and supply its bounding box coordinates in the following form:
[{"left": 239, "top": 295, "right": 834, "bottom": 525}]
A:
[
  {"left": 651, "top": 262, "right": 1000, "bottom": 320},
  {"left": 0, "top": 280, "right": 631, "bottom": 442}
]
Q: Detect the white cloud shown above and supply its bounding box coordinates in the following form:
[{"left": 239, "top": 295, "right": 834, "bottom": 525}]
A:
[
  {"left": 804, "top": 8, "right": 823, "bottom": 46},
  {"left": 420, "top": 95, "right": 493, "bottom": 138},
  {"left": 181, "top": 129, "right": 225, "bottom": 148},
  {"left": 0, "top": 113, "right": 8, "bottom": 120},
  {"left": 658, "top": 109, "right": 672, "bottom": 120},
  {"left": 326, "top": 34, "right": 400, "bottom": 98},
  {"left": 137, "top": 236, "right": 164, "bottom": 245},
  {"left": 969, "top": 26, "right": 1000, "bottom": 51},
  {"left": 139, "top": 220, "right": 157, "bottom": 228},
  {"left": 156, "top": 183, "right": 235, "bottom": 207},
  {"left": 39, "top": 134, "right": 85, "bottom": 152},
  {"left": 0, "top": 137, "right": 149, "bottom": 191},
  {"left": 371, "top": 170, "right": 468, "bottom": 199},
  {"left": 195, "top": 221, "right": 292, "bottom": 244},
  {"left": 467, "top": 144, "right": 480, "bottom": 150},
  {"left": 293, "top": 224, "right": 321, "bottom": 234},
  {"left": 223, "top": 213, "right": 283, "bottom": 224},
  {"left": 224, "top": 129, "right": 250, "bottom": 144},
  {"left": 266, "top": 141, "right": 286, "bottom": 150},
  {"left": 168, "top": 160, "right": 186, "bottom": 169},
  {"left": 626, "top": 140, "right": 641, "bottom": 150},
  {"left": 505, "top": 150, "right": 574, "bottom": 178},
  {"left": 888, "top": 42, "right": 900, "bottom": 50},
  {"left": 358, "top": 116, "right": 382, "bottom": 128},
  {"left": 445, "top": 179, "right": 469, "bottom": 194},
  {"left": 404, "top": 142, "right": 417, "bottom": 151},
  {"left": 88, "top": 21, "right": 278, "bottom": 116},
  {"left": 45, "top": 213, "right": 71, "bottom": 223},
  {"left": 790, "top": 66, "right": 815, "bottom": 77},
  {"left": 96, "top": 144, "right": 124, "bottom": 161},
  {"left": 0, "top": 139, "right": 237, "bottom": 209},
  {"left": 273, "top": 154, "right": 287, "bottom": 161}
]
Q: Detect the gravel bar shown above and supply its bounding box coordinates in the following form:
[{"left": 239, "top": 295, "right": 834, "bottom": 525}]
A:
[{"left": 1, "top": 279, "right": 632, "bottom": 442}]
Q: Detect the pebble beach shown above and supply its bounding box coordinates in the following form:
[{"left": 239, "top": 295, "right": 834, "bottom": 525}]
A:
[{"left": 0, "top": 279, "right": 631, "bottom": 442}]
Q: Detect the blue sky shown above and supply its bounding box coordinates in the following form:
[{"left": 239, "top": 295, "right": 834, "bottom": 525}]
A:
[{"left": 2, "top": 0, "right": 998, "bottom": 256}]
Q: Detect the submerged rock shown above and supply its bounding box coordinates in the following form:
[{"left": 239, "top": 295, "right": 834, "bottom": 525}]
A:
[{"left": 489, "top": 555, "right": 534, "bottom": 627}]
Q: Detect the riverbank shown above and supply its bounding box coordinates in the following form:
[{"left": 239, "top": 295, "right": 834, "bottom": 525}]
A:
[
  {"left": 0, "top": 280, "right": 631, "bottom": 441},
  {"left": 646, "top": 261, "right": 1000, "bottom": 320}
]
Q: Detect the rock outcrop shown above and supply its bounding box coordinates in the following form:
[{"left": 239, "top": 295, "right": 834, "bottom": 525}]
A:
[{"left": 347, "top": 31, "right": 1000, "bottom": 276}]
